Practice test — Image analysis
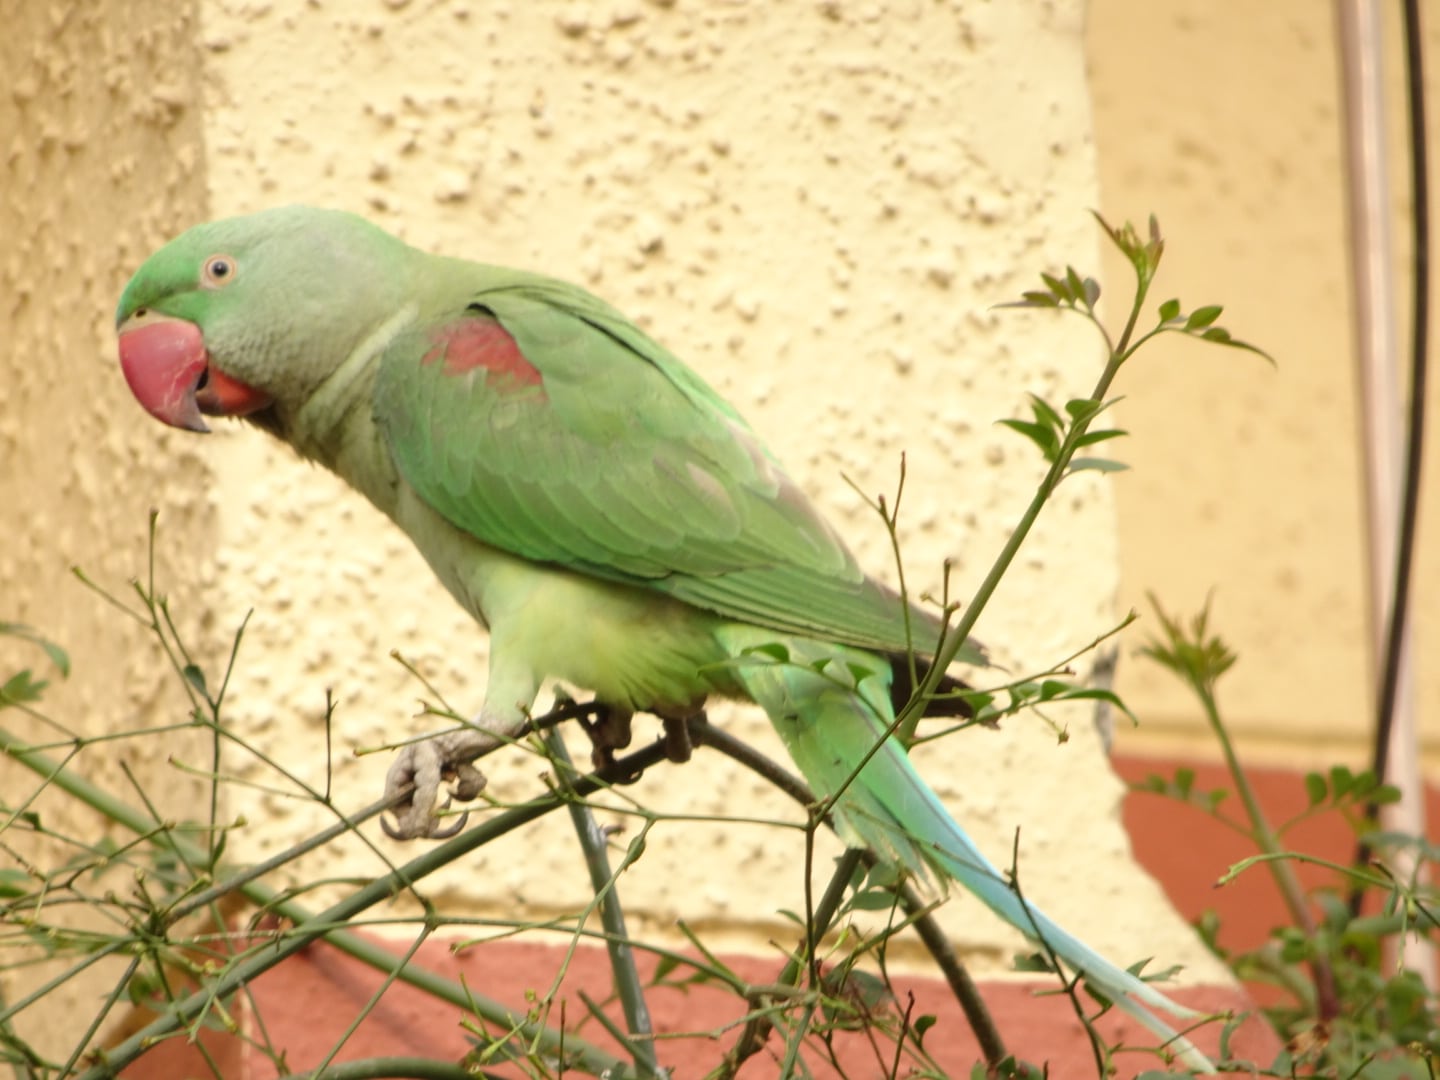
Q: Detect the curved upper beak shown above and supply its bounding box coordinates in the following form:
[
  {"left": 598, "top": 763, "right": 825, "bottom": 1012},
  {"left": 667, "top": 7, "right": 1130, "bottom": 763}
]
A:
[{"left": 117, "top": 315, "right": 272, "bottom": 432}]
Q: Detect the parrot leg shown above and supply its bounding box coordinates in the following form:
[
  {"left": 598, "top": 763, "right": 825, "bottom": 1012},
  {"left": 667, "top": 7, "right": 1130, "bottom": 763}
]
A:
[
  {"left": 382, "top": 662, "right": 540, "bottom": 840},
  {"left": 579, "top": 705, "right": 634, "bottom": 772},
  {"left": 658, "top": 710, "right": 699, "bottom": 763}
]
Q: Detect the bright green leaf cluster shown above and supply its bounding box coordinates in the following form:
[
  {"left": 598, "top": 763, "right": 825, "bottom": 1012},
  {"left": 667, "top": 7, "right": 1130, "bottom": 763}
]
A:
[
  {"left": 1155, "top": 296, "right": 1273, "bottom": 362},
  {"left": 1135, "top": 767, "right": 1229, "bottom": 814},
  {"left": 997, "top": 394, "right": 1129, "bottom": 476},
  {"left": 1004, "top": 264, "right": 1104, "bottom": 315},
  {"left": 1302, "top": 765, "right": 1400, "bottom": 814},
  {"left": 1138, "top": 593, "right": 1236, "bottom": 698}
]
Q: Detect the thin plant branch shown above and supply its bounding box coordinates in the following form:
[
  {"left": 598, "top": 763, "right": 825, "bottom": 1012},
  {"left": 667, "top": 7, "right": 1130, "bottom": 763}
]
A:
[
  {"left": 546, "top": 725, "right": 661, "bottom": 1079},
  {"left": 2, "top": 724, "right": 673, "bottom": 1080}
]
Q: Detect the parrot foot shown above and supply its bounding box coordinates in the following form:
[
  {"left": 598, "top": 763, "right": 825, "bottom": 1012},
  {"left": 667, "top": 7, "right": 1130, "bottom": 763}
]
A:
[
  {"left": 381, "top": 727, "right": 502, "bottom": 840},
  {"left": 659, "top": 711, "right": 699, "bottom": 763},
  {"left": 579, "top": 705, "right": 642, "bottom": 781}
]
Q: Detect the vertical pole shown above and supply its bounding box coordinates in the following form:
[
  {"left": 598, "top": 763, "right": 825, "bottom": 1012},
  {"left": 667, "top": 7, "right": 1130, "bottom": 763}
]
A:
[{"left": 1334, "top": 0, "right": 1432, "bottom": 986}]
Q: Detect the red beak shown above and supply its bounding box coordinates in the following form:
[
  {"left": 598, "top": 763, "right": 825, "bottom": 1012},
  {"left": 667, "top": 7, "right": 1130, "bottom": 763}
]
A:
[{"left": 117, "top": 317, "right": 272, "bottom": 432}]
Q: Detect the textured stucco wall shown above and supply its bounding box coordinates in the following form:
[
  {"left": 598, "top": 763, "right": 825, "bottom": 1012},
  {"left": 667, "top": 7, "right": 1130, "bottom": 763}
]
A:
[
  {"left": 0, "top": 0, "right": 214, "bottom": 1058},
  {"left": 1089, "top": 2, "right": 1440, "bottom": 768},
  {"left": 2, "top": 0, "right": 1230, "bottom": 1059}
]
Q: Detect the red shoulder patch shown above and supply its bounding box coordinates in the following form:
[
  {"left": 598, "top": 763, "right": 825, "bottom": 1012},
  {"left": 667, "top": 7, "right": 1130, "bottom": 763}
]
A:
[{"left": 422, "top": 315, "right": 544, "bottom": 388}]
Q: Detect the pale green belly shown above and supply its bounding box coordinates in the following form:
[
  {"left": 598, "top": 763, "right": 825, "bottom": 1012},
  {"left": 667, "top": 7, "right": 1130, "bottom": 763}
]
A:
[
  {"left": 396, "top": 485, "right": 738, "bottom": 713},
  {"left": 484, "top": 557, "right": 736, "bottom": 712}
]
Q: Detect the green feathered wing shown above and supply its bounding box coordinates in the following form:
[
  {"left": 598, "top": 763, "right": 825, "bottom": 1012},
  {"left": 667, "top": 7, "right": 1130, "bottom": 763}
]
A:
[
  {"left": 374, "top": 270, "right": 960, "bottom": 657},
  {"left": 371, "top": 268, "right": 1213, "bottom": 1072}
]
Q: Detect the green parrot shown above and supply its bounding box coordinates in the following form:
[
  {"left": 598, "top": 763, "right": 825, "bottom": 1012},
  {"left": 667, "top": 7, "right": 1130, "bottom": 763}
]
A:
[{"left": 116, "top": 206, "right": 1212, "bottom": 1071}]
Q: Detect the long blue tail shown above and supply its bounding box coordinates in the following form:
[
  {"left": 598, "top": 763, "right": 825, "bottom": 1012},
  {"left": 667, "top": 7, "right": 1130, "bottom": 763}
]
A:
[{"left": 716, "top": 626, "right": 1215, "bottom": 1074}]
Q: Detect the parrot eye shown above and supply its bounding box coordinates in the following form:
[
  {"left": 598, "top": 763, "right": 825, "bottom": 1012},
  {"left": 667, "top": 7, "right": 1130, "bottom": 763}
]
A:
[{"left": 201, "top": 255, "right": 237, "bottom": 289}]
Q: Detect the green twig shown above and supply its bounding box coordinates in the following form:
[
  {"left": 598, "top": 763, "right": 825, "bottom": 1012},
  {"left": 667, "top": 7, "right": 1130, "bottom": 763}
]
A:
[
  {"left": 2, "top": 723, "right": 659, "bottom": 1080},
  {"left": 1143, "top": 596, "right": 1341, "bottom": 1024},
  {"left": 546, "top": 726, "right": 661, "bottom": 1078},
  {"left": 290, "top": 1059, "right": 504, "bottom": 1080}
]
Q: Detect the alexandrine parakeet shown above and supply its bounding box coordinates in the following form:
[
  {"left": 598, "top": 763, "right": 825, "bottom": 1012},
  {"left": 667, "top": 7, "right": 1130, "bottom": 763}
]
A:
[{"left": 115, "top": 206, "right": 1211, "bottom": 1070}]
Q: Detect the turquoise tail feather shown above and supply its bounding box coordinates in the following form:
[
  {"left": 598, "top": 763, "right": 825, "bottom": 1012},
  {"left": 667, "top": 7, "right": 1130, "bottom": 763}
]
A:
[{"left": 715, "top": 626, "right": 1216, "bottom": 1074}]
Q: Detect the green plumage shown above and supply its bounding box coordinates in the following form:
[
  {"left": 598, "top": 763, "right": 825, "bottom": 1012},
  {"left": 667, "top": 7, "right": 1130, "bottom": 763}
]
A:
[{"left": 375, "top": 271, "right": 951, "bottom": 656}]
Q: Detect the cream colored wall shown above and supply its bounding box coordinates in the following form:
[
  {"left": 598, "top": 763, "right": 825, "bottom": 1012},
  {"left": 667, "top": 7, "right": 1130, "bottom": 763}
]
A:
[
  {"left": 0, "top": 0, "right": 215, "bottom": 1059},
  {"left": 1089, "top": 2, "right": 1440, "bottom": 770},
  {"left": 1, "top": 1, "right": 1230, "bottom": 1057}
]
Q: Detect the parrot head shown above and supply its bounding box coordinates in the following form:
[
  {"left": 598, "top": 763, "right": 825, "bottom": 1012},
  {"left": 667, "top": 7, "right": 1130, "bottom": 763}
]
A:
[{"left": 115, "top": 206, "right": 409, "bottom": 433}]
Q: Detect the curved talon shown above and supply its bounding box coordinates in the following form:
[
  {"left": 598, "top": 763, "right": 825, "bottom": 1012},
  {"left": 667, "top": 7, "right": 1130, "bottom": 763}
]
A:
[
  {"left": 381, "top": 731, "right": 498, "bottom": 840},
  {"left": 427, "top": 805, "right": 470, "bottom": 839},
  {"left": 380, "top": 796, "right": 470, "bottom": 840}
]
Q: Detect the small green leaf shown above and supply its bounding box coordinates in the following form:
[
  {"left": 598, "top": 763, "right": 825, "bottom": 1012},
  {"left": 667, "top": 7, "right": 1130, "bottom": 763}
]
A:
[
  {"left": 183, "top": 664, "right": 209, "bottom": 696},
  {"left": 1064, "top": 266, "right": 1087, "bottom": 305},
  {"left": 1185, "top": 304, "right": 1223, "bottom": 330},
  {"left": 1072, "top": 428, "right": 1128, "bottom": 448},
  {"left": 1173, "top": 767, "right": 1196, "bottom": 797},
  {"left": 1370, "top": 783, "right": 1403, "bottom": 806},
  {"left": 1330, "top": 764, "right": 1355, "bottom": 798},
  {"left": 1158, "top": 298, "right": 1182, "bottom": 322},
  {"left": 1080, "top": 980, "right": 1115, "bottom": 1009},
  {"left": 0, "top": 869, "right": 32, "bottom": 898},
  {"left": 1028, "top": 394, "right": 1064, "bottom": 430},
  {"left": 1036, "top": 679, "right": 1068, "bottom": 701},
  {"left": 1304, "top": 772, "right": 1328, "bottom": 807},
  {"left": 1068, "top": 457, "right": 1130, "bottom": 474},
  {"left": 1014, "top": 290, "right": 1060, "bottom": 308},
  {"left": 1051, "top": 686, "right": 1139, "bottom": 725},
  {"left": 1040, "top": 271, "right": 1072, "bottom": 303},
  {"left": 846, "top": 888, "right": 901, "bottom": 912},
  {"left": 1201, "top": 326, "right": 1233, "bottom": 344},
  {"left": 0, "top": 623, "right": 70, "bottom": 678},
  {"left": 1012, "top": 951, "right": 1057, "bottom": 974},
  {"left": 0, "top": 670, "right": 47, "bottom": 707},
  {"left": 957, "top": 690, "right": 995, "bottom": 713},
  {"left": 998, "top": 419, "right": 1060, "bottom": 460},
  {"left": 1063, "top": 397, "right": 1102, "bottom": 423},
  {"left": 1007, "top": 681, "right": 1040, "bottom": 705},
  {"left": 913, "top": 1013, "right": 937, "bottom": 1044}
]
